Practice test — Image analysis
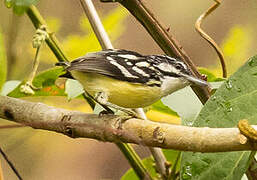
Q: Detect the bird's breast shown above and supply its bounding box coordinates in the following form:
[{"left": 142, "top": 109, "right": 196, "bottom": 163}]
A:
[{"left": 71, "top": 71, "right": 162, "bottom": 108}]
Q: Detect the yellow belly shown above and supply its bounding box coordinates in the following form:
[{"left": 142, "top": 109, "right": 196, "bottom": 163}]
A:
[{"left": 71, "top": 71, "right": 161, "bottom": 108}]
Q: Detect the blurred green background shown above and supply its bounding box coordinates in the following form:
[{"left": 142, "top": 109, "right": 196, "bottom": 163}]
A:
[{"left": 1, "top": 0, "right": 257, "bottom": 179}]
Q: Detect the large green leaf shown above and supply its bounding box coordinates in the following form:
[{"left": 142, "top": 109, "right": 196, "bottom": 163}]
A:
[
  {"left": 8, "top": 67, "right": 66, "bottom": 98},
  {"left": 162, "top": 86, "right": 203, "bottom": 126},
  {"left": 4, "top": 0, "right": 39, "bottom": 15},
  {"left": 0, "top": 29, "right": 7, "bottom": 91},
  {"left": 181, "top": 55, "right": 257, "bottom": 180}
]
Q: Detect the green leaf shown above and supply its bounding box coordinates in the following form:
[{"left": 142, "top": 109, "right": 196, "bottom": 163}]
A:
[
  {"left": 4, "top": 0, "right": 39, "bottom": 15},
  {"left": 162, "top": 86, "right": 203, "bottom": 126},
  {"left": 122, "top": 150, "right": 181, "bottom": 180},
  {"left": 65, "top": 79, "right": 84, "bottom": 100},
  {"left": 209, "top": 81, "right": 224, "bottom": 90},
  {"left": 0, "top": 29, "right": 7, "bottom": 91},
  {"left": 8, "top": 67, "right": 66, "bottom": 98},
  {"left": 0, "top": 80, "right": 21, "bottom": 96},
  {"left": 181, "top": 55, "right": 257, "bottom": 180},
  {"left": 150, "top": 100, "right": 178, "bottom": 117}
]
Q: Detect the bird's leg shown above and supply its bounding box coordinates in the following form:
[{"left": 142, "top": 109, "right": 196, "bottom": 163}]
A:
[
  {"left": 83, "top": 90, "right": 114, "bottom": 115},
  {"left": 95, "top": 91, "right": 140, "bottom": 118}
]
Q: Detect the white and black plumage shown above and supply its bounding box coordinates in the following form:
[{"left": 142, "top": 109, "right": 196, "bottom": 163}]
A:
[{"left": 57, "top": 49, "right": 207, "bottom": 109}]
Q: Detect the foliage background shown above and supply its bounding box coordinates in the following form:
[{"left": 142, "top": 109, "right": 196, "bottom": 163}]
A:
[{"left": 1, "top": 0, "right": 257, "bottom": 179}]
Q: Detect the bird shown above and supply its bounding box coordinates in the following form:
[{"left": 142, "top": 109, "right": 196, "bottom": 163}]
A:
[{"left": 56, "top": 49, "right": 208, "bottom": 116}]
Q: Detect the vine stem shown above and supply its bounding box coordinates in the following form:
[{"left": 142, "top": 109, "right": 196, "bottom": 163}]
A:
[
  {"left": 79, "top": 0, "right": 154, "bottom": 179},
  {"left": 26, "top": 5, "right": 68, "bottom": 62},
  {"left": 25, "top": 5, "right": 97, "bottom": 108},
  {"left": 195, "top": 0, "right": 227, "bottom": 78}
]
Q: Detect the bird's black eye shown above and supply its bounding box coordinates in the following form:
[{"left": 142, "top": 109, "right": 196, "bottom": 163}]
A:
[{"left": 175, "top": 64, "right": 182, "bottom": 70}]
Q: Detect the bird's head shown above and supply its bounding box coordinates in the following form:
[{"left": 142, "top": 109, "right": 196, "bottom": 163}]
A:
[{"left": 150, "top": 55, "right": 208, "bottom": 87}]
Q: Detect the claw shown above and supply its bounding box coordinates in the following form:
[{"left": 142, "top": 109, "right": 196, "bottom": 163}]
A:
[
  {"left": 99, "top": 109, "right": 114, "bottom": 117},
  {"left": 20, "top": 81, "right": 41, "bottom": 95},
  {"left": 114, "top": 116, "right": 133, "bottom": 130},
  {"left": 125, "top": 110, "right": 142, "bottom": 119}
]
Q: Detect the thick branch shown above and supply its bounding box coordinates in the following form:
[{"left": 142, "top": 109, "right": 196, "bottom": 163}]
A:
[{"left": 1, "top": 96, "right": 257, "bottom": 152}]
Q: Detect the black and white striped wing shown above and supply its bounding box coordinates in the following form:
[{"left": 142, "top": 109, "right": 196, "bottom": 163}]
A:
[{"left": 67, "top": 49, "right": 162, "bottom": 86}]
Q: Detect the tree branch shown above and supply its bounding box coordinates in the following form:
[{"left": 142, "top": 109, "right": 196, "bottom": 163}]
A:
[{"left": 1, "top": 96, "right": 257, "bottom": 152}]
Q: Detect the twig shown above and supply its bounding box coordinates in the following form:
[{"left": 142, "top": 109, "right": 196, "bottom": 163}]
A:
[
  {"left": 116, "top": 142, "right": 152, "bottom": 179},
  {"left": 169, "top": 151, "right": 180, "bottom": 179},
  {"left": 78, "top": 0, "right": 153, "bottom": 179},
  {"left": 246, "top": 154, "right": 257, "bottom": 180},
  {"left": 134, "top": 109, "right": 169, "bottom": 178},
  {"left": 0, "top": 147, "right": 22, "bottom": 180},
  {"left": 25, "top": 4, "right": 96, "bottom": 120},
  {"left": 1, "top": 96, "right": 257, "bottom": 152},
  {"left": 101, "top": 0, "right": 211, "bottom": 104},
  {"left": 195, "top": 0, "right": 227, "bottom": 78},
  {"left": 26, "top": 5, "right": 68, "bottom": 62},
  {"left": 148, "top": 147, "right": 169, "bottom": 178},
  {"left": 79, "top": 0, "right": 113, "bottom": 49}
]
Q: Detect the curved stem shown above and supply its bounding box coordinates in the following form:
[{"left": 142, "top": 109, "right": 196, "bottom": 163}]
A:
[
  {"left": 26, "top": 5, "right": 68, "bottom": 62},
  {"left": 195, "top": 0, "right": 227, "bottom": 78},
  {"left": 27, "top": 46, "right": 41, "bottom": 86}
]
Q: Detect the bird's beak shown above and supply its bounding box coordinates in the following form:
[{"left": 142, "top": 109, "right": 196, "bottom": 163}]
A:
[{"left": 180, "top": 73, "right": 209, "bottom": 87}]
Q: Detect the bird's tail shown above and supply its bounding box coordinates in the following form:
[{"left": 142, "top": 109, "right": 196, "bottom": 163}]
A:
[{"left": 55, "top": 61, "right": 70, "bottom": 68}]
